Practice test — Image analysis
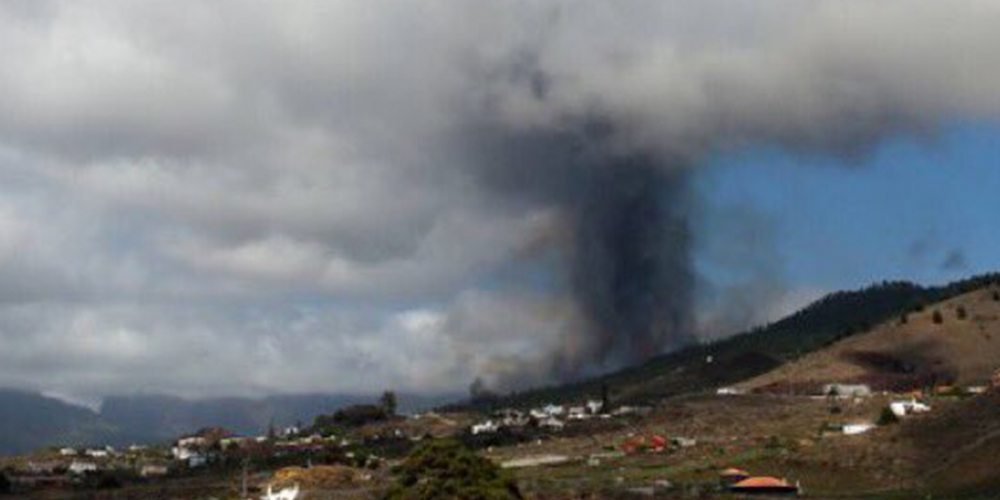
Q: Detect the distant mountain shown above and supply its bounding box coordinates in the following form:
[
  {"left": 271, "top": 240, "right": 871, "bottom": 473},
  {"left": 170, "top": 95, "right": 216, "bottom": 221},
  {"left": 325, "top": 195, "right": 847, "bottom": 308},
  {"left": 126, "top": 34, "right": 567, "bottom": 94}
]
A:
[
  {"left": 0, "top": 390, "right": 459, "bottom": 455},
  {"left": 0, "top": 388, "right": 112, "bottom": 455},
  {"left": 99, "top": 393, "right": 369, "bottom": 443},
  {"left": 457, "top": 273, "right": 1000, "bottom": 410},
  {"left": 100, "top": 392, "right": 456, "bottom": 443}
]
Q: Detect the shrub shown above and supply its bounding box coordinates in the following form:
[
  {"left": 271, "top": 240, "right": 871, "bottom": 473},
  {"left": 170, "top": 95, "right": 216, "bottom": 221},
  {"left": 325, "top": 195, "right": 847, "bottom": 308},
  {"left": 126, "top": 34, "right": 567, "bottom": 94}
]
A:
[
  {"left": 0, "top": 471, "right": 10, "bottom": 495},
  {"left": 993, "top": 290, "right": 999, "bottom": 302},
  {"left": 932, "top": 310, "right": 944, "bottom": 324},
  {"left": 957, "top": 306, "right": 968, "bottom": 320},
  {"left": 899, "top": 313, "right": 908, "bottom": 325},
  {"left": 878, "top": 406, "right": 899, "bottom": 426},
  {"left": 313, "top": 404, "right": 388, "bottom": 431},
  {"left": 384, "top": 439, "right": 522, "bottom": 500}
]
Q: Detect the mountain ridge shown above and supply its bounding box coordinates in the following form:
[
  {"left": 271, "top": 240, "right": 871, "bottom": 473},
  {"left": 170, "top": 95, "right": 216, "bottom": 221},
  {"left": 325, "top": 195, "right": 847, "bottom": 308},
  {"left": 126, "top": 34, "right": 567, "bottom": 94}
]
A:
[
  {"left": 0, "top": 390, "right": 456, "bottom": 455},
  {"left": 457, "top": 272, "right": 1000, "bottom": 410}
]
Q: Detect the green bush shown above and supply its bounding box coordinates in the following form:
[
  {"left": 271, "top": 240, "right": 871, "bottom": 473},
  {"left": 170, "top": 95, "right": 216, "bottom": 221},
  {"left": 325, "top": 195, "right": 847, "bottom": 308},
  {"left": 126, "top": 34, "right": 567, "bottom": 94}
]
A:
[
  {"left": 992, "top": 290, "right": 1000, "bottom": 302},
  {"left": 314, "top": 404, "right": 388, "bottom": 432},
  {"left": 384, "top": 439, "right": 522, "bottom": 500},
  {"left": 957, "top": 306, "right": 968, "bottom": 320},
  {"left": 932, "top": 310, "right": 944, "bottom": 324},
  {"left": 878, "top": 407, "right": 899, "bottom": 426}
]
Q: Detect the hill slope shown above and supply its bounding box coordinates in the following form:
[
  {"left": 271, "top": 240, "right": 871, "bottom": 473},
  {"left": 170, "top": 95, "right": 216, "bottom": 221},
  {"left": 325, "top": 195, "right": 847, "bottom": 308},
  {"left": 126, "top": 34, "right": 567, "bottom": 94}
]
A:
[
  {"left": 461, "top": 273, "right": 1000, "bottom": 409},
  {"left": 0, "top": 389, "right": 114, "bottom": 455},
  {"left": 741, "top": 285, "right": 1000, "bottom": 392}
]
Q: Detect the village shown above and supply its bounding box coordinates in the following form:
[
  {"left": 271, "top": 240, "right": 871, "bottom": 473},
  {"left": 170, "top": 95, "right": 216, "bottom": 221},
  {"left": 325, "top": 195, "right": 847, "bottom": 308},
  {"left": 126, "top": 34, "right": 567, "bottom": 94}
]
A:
[
  {"left": 2, "top": 373, "right": 993, "bottom": 500},
  {"left": 2, "top": 282, "right": 999, "bottom": 498}
]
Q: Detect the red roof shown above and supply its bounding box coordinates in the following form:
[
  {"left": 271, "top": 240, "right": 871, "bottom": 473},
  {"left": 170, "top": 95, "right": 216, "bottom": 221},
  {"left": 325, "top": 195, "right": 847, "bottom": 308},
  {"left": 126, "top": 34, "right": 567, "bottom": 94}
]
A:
[{"left": 732, "top": 476, "right": 794, "bottom": 489}]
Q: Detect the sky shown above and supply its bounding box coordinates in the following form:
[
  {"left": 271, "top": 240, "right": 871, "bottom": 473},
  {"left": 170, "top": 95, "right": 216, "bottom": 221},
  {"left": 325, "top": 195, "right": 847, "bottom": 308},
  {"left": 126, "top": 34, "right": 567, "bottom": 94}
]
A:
[
  {"left": 0, "top": 1, "right": 999, "bottom": 404},
  {"left": 695, "top": 121, "right": 1000, "bottom": 332}
]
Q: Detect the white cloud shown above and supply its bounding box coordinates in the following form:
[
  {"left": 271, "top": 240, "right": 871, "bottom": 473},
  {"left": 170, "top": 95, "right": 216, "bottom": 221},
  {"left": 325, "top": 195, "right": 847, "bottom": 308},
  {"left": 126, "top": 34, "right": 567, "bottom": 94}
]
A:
[{"left": 0, "top": 0, "right": 998, "bottom": 399}]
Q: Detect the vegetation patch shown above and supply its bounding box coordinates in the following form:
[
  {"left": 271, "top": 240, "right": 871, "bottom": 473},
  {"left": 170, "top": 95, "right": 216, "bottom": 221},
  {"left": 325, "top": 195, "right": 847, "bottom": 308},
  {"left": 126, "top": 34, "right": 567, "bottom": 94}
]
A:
[{"left": 384, "top": 439, "right": 523, "bottom": 500}]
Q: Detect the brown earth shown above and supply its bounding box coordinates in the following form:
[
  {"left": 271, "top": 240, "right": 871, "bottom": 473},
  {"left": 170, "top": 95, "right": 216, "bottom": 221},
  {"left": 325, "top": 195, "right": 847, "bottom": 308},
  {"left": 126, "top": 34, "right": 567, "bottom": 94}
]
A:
[{"left": 740, "top": 286, "right": 1000, "bottom": 393}]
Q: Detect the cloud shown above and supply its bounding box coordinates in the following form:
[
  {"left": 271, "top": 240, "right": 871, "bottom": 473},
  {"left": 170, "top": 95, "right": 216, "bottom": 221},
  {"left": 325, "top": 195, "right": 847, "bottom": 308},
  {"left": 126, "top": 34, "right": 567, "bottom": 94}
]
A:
[{"left": 0, "top": 0, "right": 999, "bottom": 399}]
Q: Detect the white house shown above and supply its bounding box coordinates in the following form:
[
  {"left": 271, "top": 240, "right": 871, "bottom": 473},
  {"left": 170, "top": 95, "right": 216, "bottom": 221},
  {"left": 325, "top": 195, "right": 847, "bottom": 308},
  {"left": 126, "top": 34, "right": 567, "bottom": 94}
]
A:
[
  {"left": 541, "top": 404, "right": 565, "bottom": 417},
  {"left": 471, "top": 420, "right": 500, "bottom": 435},
  {"left": 716, "top": 387, "right": 747, "bottom": 396},
  {"left": 822, "top": 383, "right": 872, "bottom": 398},
  {"left": 843, "top": 423, "right": 876, "bottom": 435},
  {"left": 172, "top": 435, "right": 210, "bottom": 463},
  {"left": 586, "top": 400, "right": 605, "bottom": 414},
  {"left": 262, "top": 483, "right": 300, "bottom": 500},
  {"left": 890, "top": 399, "right": 931, "bottom": 417},
  {"left": 69, "top": 461, "right": 98, "bottom": 475},
  {"left": 59, "top": 447, "right": 77, "bottom": 456}
]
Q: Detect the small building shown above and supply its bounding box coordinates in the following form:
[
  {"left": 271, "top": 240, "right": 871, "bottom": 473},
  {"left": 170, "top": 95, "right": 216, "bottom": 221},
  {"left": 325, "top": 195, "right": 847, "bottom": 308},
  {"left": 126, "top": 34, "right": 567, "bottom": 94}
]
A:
[
  {"left": 262, "top": 483, "right": 300, "bottom": 500},
  {"left": 140, "top": 464, "right": 169, "bottom": 477},
  {"left": 586, "top": 399, "right": 604, "bottom": 414},
  {"left": 59, "top": 447, "right": 77, "bottom": 456},
  {"left": 671, "top": 436, "right": 697, "bottom": 448},
  {"left": 541, "top": 404, "right": 565, "bottom": 417},
  {"left": 538, "top": 417, "right": 564, "bottom": 431},
  {"left": 729, "top": 476, "right": 799, "bottom": 495},
  {"left": 822, "top": 383, "right": 872, "bottom": 398},
  {"left": 842, "top": 423, "right": 876, "bottom": 435},
  {"left": 717, "top": 387, "right": 747, "bottom": 396},
  {"left": 890, "top": 399, "right": 931, "bottom": 417},
  {"left": 68, "top": 461, "right": 98, "bottom": 475},
  {"left": 719, "top": 468, "right": 750, "bottom": 487},
  {"left": 471, "top": 420, "right": 499, "bottom": 435}
]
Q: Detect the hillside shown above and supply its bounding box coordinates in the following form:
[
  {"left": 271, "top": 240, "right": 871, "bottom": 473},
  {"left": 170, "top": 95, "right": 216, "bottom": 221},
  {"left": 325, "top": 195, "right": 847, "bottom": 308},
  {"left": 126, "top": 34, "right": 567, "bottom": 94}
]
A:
[
  {"left": 0, "top": 389, "right": 113, "bottom": 455},
  {"left": 742, "top": 284, "right": 1000, "bottom": 392},
  {"left": 460, "top": 273, "right": 1000, "bottom": 410}
]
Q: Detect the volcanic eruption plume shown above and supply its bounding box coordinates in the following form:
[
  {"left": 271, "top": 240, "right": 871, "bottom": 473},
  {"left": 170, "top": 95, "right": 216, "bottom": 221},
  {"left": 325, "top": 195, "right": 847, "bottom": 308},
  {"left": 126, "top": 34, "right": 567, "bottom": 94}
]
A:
[
  {"left": 466, "top": 124, "right": 695, "bottom": 380},
  {"left": 446, "top": 0, "right": 1000, "bottom": 388}
]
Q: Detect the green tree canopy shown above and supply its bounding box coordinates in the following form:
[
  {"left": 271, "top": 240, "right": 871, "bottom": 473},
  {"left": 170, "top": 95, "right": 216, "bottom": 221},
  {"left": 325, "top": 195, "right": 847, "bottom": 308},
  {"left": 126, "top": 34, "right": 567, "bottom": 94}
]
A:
[{"left": 384, "top": 439, "right": 522, "bottom": 500}]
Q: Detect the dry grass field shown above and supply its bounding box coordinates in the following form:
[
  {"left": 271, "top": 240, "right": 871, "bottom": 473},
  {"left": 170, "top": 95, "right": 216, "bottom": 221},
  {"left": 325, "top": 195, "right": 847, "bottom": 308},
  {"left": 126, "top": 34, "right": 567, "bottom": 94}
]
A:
[{"left": 742, "top": 287, "right": 1000, "bottom": 392}]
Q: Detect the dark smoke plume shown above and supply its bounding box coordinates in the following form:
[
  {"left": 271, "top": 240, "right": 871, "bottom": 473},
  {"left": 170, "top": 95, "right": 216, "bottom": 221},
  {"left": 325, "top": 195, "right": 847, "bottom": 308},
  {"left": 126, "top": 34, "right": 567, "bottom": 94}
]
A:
[{"left": 467, "top": 122, "right": 694, "bottom": 381}]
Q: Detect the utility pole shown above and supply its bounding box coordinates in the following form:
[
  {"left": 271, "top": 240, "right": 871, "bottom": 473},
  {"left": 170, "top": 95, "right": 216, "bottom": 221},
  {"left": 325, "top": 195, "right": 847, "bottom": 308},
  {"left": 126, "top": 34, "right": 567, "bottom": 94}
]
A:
[{"left": 241, "top": 457, "right": 249, "bottom": 499}]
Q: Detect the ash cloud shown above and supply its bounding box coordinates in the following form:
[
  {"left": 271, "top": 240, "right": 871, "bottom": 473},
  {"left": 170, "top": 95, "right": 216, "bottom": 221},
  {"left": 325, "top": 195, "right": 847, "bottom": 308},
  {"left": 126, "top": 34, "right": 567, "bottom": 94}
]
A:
[{"left": 466, "top": 125, "right": 694, "bottom": 380}]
